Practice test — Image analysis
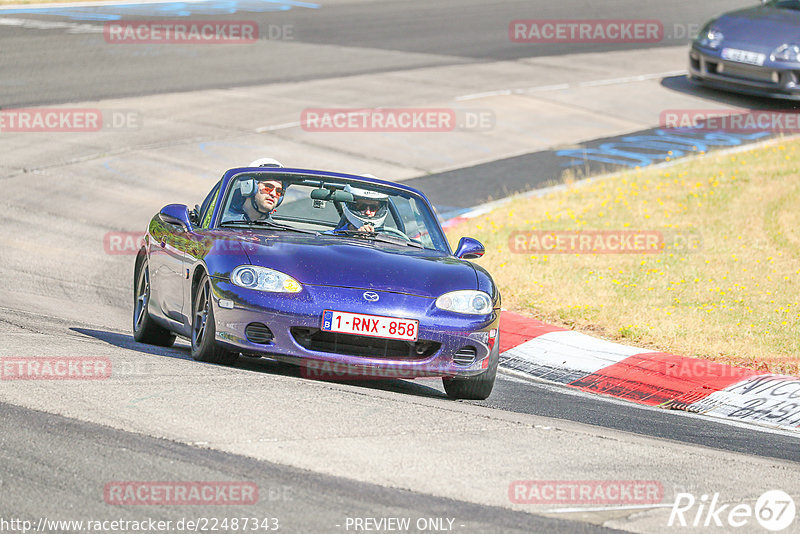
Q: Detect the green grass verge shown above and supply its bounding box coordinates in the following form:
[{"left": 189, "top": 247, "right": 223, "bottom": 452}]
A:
[{"left": 446, "top": 138, "right": 800, "bottom": 376}]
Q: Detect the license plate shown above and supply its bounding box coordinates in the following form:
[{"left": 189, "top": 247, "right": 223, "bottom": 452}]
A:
[
  {"left": 321, "top": 310, "right": 419, "bottom": 341},
  {"left": 721, "top": 48, "right": 766, "bottom": 66}
]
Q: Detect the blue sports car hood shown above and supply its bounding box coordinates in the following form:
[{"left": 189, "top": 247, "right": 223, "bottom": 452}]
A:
[
  {"left": 711, "top": 6, "right": 800, "bottom": 50},
  {"left": 236, "top": 233, "right": 479, "bottom": 298}
]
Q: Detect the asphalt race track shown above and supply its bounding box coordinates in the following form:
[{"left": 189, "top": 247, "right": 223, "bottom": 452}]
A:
[
  {"left": 1, "top": 402, "right": 601, "bottom": 533},
  {"left": 0, "top": 0, "right": 754, "bottom": 107},
  {"left": 2, "top": 1, "right": 799, "bottom": 533}
]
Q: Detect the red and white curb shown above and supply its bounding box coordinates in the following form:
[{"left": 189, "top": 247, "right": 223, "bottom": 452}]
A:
[
  {"left": 498, "top": 311, "right": 800, "bottom": 433},
  {"left": 442, "top": 136, "right": 800, "bottom": 431}
]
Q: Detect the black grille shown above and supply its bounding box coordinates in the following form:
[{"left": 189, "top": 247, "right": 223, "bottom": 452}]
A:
[
  {"left": 719, "top": 63, "right": 776, "bottom": 84},
  {"left": 245, "top": 323, "right": 274, "bottom": 344},
  {"left": 291, "top": 328, "right": 439, "bottom": 359},
  {"left": 453, "top": 346, "right": 477, "bottom": 365}
]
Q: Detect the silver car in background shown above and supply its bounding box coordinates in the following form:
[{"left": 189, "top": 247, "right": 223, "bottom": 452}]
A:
[{"left": 690, "top": 0, "right": 800, "bottom": 99}]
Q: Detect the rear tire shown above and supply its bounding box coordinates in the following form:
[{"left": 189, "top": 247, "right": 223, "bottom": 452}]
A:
[
  {"left": 443, "top": 334, "right": 499, "bottom": 400},
  {"left": 133, "top": 257, "right": 176, "bottom": 347},
  {"left": 191, "top": 273, "right": 238, "bottom": 365}
]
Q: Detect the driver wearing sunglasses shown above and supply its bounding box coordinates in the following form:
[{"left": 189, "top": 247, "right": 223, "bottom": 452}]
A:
[
  {"left": 227, "top": 158, "right": 286, "bottom": 222},
  {"left": 240, "top": 179, "right": 284, "bottom": 222}
]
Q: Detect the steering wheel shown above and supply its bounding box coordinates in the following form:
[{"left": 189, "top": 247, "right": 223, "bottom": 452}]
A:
[{"left": 377, "top": 226, "right": 411, "bottom": 241}]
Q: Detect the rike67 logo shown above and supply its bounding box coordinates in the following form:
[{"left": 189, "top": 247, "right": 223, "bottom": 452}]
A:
[{"left": 669, "top": 490, "right": 796, "bottom": 531}]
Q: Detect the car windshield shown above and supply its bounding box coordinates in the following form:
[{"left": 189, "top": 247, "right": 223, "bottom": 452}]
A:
[
  {"left": 768, "top": 0, "right": 800, "bottom": 10},
  {"left": 218, "top": 172, "right": 450, "bottom": 253}
]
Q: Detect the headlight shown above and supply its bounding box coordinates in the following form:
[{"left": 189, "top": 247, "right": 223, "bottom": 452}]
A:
[
  {"left": 772, "top": 44, "right": 800, "bottom": 62},
  {"left": 435, "top": 290, "right": 492, "bottom": 315},
  {"left": 697, "top": 24, "right": 723, "bottom": 49},
  {"left": 231, "top": 265, "right": 302, "bottom": 293}
]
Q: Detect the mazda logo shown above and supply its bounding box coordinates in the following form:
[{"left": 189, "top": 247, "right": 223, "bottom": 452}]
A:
[{"left": 363, "top": 291, "right": 379, "bottom": 302}]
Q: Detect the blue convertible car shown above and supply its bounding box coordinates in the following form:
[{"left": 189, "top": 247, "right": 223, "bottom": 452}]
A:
[
  {"left": 690, "top": 0, "right": 800, "bottom": 99},
  {"left": 133, "top": 167, "right": 501, "bottom": 399}
]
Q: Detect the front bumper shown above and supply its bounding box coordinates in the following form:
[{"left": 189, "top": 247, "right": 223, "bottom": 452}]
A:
[
  {"left": 689, "top": 45, "right": 800, "bottom": 100},
  {"left": 209, "top": 277, "right": 499, "bottom": 379}
]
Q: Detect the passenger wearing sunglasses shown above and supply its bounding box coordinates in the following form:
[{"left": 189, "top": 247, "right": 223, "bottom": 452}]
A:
[{"left": 336, "top": 184, "right": 389, "bottom": 233}]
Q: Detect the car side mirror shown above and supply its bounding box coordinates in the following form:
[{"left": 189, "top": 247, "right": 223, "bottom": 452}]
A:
[
  {"left": 159, "top": 204, "right": 192, "bottom": 231},
  {"left": 454, "top": 237, "right": 485, "bottom": 259}
]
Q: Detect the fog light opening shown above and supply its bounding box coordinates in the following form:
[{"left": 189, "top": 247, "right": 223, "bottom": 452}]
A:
[
  {"left": 245, "top": 323, "right": 274, "bottom": 344},
  {"left": 453, "top": 346, "right": 477, "bottom": 366}
]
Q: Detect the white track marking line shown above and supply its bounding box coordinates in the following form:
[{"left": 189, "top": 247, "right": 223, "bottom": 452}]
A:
[
  {"left": 254, "top": 71, "right": 686, "bottom": 132},
  {"left": 255, "top": 109, "right": 374, "bottom": 134},
  {"left": 545, "top": 503, "right": 677, "bottom": 513},
  {"left": 255, "top": 121, "right": 304, "bottom": 133},
  {"left": 456, "top": 70, "right": 687, "bottom": 101},
  {"left": 0, "top": 16, "right": 102, "bottom": 32}
]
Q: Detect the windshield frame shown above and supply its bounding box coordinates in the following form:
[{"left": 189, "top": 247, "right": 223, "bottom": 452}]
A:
[{"left": 209, "top": 168, "right": 452, "bottom": 254}]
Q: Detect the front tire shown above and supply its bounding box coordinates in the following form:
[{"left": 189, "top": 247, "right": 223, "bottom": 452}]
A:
[
  {"left": 133, "top": 257, "right": 176, "bottom": 347},
  {"left": 191, "top": 273, "right": 238, "bottom": 365},
  {"left": 443, "top": 334, "right": 499, "bottom": 400}
]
